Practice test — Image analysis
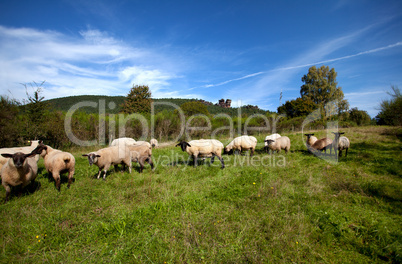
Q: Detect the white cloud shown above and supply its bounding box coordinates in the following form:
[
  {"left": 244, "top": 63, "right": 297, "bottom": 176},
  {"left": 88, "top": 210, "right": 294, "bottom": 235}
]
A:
[{"left": 0, "top": 25, "right": 189, "bottom": 101}]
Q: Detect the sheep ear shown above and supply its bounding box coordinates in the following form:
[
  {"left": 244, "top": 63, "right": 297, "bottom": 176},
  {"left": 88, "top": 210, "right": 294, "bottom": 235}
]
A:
[
  {"left": 82, "top": 154, "right": 89, "bottom": 157},
  {"left": 96, "top": 155, "right": 101, "bottom": 157},
  {"left": 1, "top": 153, "right": 13, "bottom": 158},
  {"left": 175, "top": 143, "right": 180, "bottom": 147},
  {"left": 186, "top": 143, "right": 191, "bottom": 147}
]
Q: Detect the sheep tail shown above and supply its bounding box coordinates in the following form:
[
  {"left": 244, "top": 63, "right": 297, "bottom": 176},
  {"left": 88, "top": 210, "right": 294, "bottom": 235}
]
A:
[{"left": 63, "top": 155, "right": 71, "bottom": 163}]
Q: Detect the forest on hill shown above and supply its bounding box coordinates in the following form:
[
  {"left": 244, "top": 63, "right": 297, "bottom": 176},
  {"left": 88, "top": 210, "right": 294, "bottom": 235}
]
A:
[{"left": 45, "top": 95, "right": 270, "bottom": 116}]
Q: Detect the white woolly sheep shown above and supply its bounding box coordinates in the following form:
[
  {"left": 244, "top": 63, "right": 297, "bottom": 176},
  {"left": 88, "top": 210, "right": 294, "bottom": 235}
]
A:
[
  {"left": 304, "top": 134, "right": 318, "bottom": 148},
  {"left": 264, "top": 136, "right": 291, "bottom": 154},
  {"left": 176, "top": 139, "right": 225, "bottom": 168},
  {"left": 331, "top": 132, "right": 350, "bottom": 157},
  {"left": 224, "top": 135, "right": 257, "bottom": 156},
  {"left": 110, "top": 137, "right": 136, "bottom": 147},
  {"left": 127, "top": 144, "right": 154, "bottom": 173},
  {"left": 82, "top": 145, "right": 132, "bottom": 180},
  {"left": 0, "top": 140, "right": 42, "bottom": 171},
  {"left": 264, "top": 133, "right": 281, "bottom": 152},
  {"left": 40, "top": 145, "right": 76, "bottom": 191},
  {"left": 150, "top": 138, "right": 158, "bottom": 148},
  {"left": 0, "top": 144, "right": 46, "bottom": 202}
]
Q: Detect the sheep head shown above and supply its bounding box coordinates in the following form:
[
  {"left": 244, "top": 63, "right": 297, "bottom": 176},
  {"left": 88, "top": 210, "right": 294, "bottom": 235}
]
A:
[
  {"left": 264, "top": 139, "right": 275, "bottom": 146},
  {"left": 1, "top": 152, "right": 37, "bottom": 169},
  {"left": 176, "top": 141, "right": 191, "bottom": 152},
  {"left": 82, "top": 153, "right": 101, "bottom": 166}
]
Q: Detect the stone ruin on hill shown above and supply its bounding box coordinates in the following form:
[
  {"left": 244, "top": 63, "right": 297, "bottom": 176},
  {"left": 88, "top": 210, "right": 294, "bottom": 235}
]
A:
[{"left": 216, "top": 99, "right": 232, "bottom": 108}]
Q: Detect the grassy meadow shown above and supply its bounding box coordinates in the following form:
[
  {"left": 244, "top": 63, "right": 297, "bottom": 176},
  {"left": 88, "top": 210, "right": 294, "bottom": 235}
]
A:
[{"left": 0, "top": 126, "right": 401, "bottom": 263}]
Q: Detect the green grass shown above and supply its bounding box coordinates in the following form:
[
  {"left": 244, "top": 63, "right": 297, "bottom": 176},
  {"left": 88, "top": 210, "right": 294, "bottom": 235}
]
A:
[{"left": 0, "top": 126, "right": 401, "bottom": 263}]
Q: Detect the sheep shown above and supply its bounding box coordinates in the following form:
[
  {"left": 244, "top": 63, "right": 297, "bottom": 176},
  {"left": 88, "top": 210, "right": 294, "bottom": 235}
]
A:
[
  {"left": 331, "top": 132, "right": 350, "bottom": 157},
  {"left": 224, "top": 135, "right": 257, "bottom": 156},
  {"left": 0, "top": 140, "right": 42, "bottom": 170},
  {"left": 264, "top": 133, "right": 281, "bottom": 153},
  {"left": 82, "top": 145, "right": 132, "bottom": 180},
  {"left": 127, "top": 144, "right": 154, "bottom": 173},
  {"left": 40, "top": 145, "right": 76, "bottom": 191},
  {"left": 0, "top": 144, "right": 46, "bottom": 202},
  {"left": 264, "top": 136, "right": 291, "bottom": 154},
  {"left": 304, "top": 133, "right": 318, "bottom": 147},
  {"left": 176, "top": 139, "right": 225, "bottom": 169},
  {"left": 310, "top": 137, "right": 333, "bottom": 153},
  {"left": 150, "top": 138, "right": 158, "bottom": 148},
  {"left": 110, "top": 137, "right": 136, "bottom": 147}
]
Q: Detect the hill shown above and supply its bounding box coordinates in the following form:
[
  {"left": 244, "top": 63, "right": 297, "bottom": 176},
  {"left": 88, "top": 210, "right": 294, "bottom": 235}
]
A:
[{"left": 46, "top": 95, "right": 271, "bottom": 116}]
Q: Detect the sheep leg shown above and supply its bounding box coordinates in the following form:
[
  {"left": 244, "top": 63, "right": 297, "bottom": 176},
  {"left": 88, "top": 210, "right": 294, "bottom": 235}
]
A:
[
  {"left": 67, "top": 169, "right": 74, "bottom": 188},
  {"left": 211, "top": 156, "right": 215, "bottom": 163},
  {"left": 54, "top": 173, "right": 61, "bottom": 191},
  {"left": 146, "top": 157, "right": 155, "bottom": 171},
  {"left": 138, "top": 159, "right": 144, "bottom": 173},
  {"left": 250, "top": 149, "right": 254, "bottom": 157},
  {"left": 97, "top": 169, "right": 102, "bottom": 179},
  {"left": 217, "top": 156, "right": 225, "bottom": 169},
  {"left": 103, "top": 169, "right": 107, "bottom": 180},
  {"left": 345, "top": 149, "right": 348, "bottom": 157},
  {"left": 3, "top": 184, "right": 11, "bottom": 203},
  {"left": 339, "top": 150, "right": 342, "bottom": 157},
  {"left": 193, "top": 155, "right": 198, "bottom": 167}
]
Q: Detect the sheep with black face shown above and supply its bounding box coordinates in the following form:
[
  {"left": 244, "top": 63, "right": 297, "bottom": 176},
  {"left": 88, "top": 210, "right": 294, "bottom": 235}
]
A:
[{"left": 176, "top": 139, "right": 225, "bottom": 169}]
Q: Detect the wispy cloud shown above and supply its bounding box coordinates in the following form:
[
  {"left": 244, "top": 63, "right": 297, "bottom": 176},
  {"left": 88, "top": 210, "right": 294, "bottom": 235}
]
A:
[{"left": 0, "top": 26, "right": 192, "bottom": 101}]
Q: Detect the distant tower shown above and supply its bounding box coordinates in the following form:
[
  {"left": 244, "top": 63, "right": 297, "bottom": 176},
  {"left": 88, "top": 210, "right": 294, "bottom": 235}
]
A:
[{"left": 280, "top": 88, "right": 283, "bottom": 106}]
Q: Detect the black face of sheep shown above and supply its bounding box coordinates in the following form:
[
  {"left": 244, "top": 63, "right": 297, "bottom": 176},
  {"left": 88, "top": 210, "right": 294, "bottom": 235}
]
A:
[
  {"left": 1, "top": 152, "right": 36, "bottom": 169},
  {"left": 82, "top": 153, "right": 101, "bottom": 166},
  {"left": 32, "top": 143, "right": 47, "bottom": 155},
  {"left": 264, "top": 139, "right": 274, "bottom": 146},
  {"left": 175, "top": 141, "right": 191, "bottom": 152},
  {"left": 304, "top": 133, "right": 314, "bottom": 139},
  {"left": 224, "top": 149, "right": 233, "bottom": 155}
]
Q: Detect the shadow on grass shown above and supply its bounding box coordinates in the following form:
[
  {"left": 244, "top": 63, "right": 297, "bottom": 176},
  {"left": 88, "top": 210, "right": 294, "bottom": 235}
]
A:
[{"left": 3, "top": 181, "right": 42, "bottom": 202}]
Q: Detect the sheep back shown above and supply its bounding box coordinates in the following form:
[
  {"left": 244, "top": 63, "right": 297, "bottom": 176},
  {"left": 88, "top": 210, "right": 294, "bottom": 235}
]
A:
[{"left": 187, "top": 139, "right": 224, "bottom": 158}]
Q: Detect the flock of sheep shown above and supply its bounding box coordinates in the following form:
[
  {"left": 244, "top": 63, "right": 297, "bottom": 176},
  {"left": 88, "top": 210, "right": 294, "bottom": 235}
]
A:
[{"left": 0, "top": 132, "right": 350, "bottom": 202}]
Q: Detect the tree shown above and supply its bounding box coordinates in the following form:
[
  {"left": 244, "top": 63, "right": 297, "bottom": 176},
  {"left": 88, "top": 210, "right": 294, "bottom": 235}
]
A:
[
  {"left": 277, "top": 97, "right": 317, "bottom": 118},
  {"left": 121, "top": 85, "right": 152, "bottom": 114},
  {"left": 0, "top": 96, "right": 21, "bottom": 147},
  {"left": 348, "top": 107, "right": 372, "bottom": 126},
  {"left": 178, "top": 101, "right": 210, "bottom": 116},
  {"left": 376, "top": 86, "right": 402, "bottom": 126},
  {"left": 300, "top": 65, "right": 349, "bottom": 116}
]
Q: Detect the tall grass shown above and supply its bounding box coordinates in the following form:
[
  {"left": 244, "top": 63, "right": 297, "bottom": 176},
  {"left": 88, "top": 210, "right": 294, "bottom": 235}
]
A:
[{"left": 0, "top": 126, "right": 401, "bottom": 263}]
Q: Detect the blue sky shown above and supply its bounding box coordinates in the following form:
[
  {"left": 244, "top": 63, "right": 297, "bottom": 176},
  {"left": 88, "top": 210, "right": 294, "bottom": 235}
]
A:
[{"left": 0, "top": 0, "right": 401, "bottom": 117}]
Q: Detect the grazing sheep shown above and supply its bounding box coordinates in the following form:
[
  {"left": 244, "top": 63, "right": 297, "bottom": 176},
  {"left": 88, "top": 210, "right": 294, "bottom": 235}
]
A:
[
  {"left": 264, "top": 136, "right": 291, "bottom": 154},
  {"left": 150, "top": 138, "right": 158, "bottom": 148},
  {"left": 82, "top": 146, "right": 132, "bottom": 180},
  {"left": 264, "top": 133, "right": 281, "bottom": 153},
  {"left": 110, "top": 137, "right": 136, "bottom": 147},
  {"left": 331, "top": 132, "right": 350, "bottom": 157},
  {"left": 224, "top": 135, "right": 257, "bottom": 156},
  {"left": 310, "top": 137, "right": 333, "bottom": 153},
  {"left": 127, "top": 144, "right": 154, "bottom": 173},
  {"left": 176, "top": 139, "right": 225, "bottom": 168},
  {"left": 304, "top": 134, "right": 318, "bottom": 149},
  {"left": 0, "top": 144, "right": 46, "bottom": 202},
  {"left": 40, "top": 145, "right": 76, "bottom": 191},
  {"left": 0, "top": 140, "right": 42, "bottom": 170}
]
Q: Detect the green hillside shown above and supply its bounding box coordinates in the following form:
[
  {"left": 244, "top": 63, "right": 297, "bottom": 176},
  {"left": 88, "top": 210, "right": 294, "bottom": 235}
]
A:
[{"left": 46, "top": 95, "right": 271, "bottom": 116}]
